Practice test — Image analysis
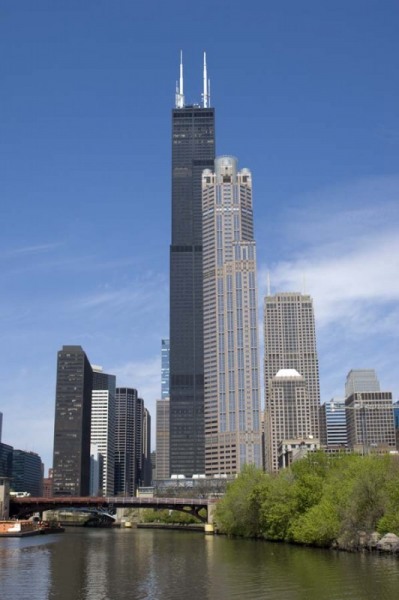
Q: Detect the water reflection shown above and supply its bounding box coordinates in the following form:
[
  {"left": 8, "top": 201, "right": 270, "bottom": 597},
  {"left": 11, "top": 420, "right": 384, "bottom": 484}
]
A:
[
  {"left": 205, "top": 536, "right": 399, "bottom": 600},
  {"left": 1, "top": 529, "right": 399, "bottom": 600},
  {"left": 0, "top": 536, "right": 52, "bottom": 600}
]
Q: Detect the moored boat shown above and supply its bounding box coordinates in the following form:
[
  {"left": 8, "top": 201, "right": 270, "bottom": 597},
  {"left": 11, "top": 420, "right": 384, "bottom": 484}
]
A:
[
  {"left": 0, "top": 520, "right": 41, "bottom": 537},
  {"left": 39, "top": 521, "right": 65, "bottom": 534}
]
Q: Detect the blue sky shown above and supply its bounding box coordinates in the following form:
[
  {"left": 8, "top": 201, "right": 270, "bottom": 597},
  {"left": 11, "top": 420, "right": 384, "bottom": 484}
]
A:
[{"left": 1, "top": 1, "right": 398, "bottom": 471}]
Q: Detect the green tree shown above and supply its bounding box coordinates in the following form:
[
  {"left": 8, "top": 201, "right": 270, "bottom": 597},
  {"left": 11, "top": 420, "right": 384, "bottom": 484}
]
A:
[
  {"left": 214, "top": 465, "right": 266, "bottom": 537},
  {"left": 258, "top": 472, "right": 298, "bottom": 540},
  {"left": 375, "top": 456, "right": 399, "bottom": 535},
  {"left": 290, "top": 497, "right": 341, "bottom": 546},
  {"left": 338, "top": 456, "right": 390, "bottom": 545}
]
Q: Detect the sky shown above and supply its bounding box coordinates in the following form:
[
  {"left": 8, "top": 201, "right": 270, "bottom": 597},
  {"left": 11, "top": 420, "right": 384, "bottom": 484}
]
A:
[{"left": 0, "top": 0, "right": 398, "bottom": 472}]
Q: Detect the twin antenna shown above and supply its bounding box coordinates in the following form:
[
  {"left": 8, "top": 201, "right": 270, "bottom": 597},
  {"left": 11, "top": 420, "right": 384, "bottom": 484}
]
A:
[{"left": 175, "top": 51, "right": 210, "bottom": 109}]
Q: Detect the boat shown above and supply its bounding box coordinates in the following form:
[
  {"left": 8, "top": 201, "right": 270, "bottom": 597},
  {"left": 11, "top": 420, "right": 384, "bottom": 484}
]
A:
[
  {"left": 39, "top": 521, "right": 65, "bottom": 534},
  {"left": 0, "top": 520, "right": 41, "bottom": 537}
]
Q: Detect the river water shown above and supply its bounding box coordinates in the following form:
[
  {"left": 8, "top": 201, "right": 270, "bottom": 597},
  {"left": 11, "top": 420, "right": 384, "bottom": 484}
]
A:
[{"left": 1, "top": 528, "right": 399, "bottom": 600}]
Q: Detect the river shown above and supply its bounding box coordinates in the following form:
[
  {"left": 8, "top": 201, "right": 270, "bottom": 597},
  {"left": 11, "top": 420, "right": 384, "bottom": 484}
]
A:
[{"left": 1, "top": 528, "right": 399, "bottom": 599}]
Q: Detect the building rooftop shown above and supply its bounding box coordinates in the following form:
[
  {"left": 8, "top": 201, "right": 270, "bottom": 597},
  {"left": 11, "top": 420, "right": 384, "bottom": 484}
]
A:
[{"left": 274, "top": 369, "right": 302, "bottom": 379}]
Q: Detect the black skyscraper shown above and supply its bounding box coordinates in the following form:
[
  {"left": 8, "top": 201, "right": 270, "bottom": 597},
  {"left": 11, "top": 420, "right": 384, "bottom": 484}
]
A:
[
  {"left": 53, "top": 345, "right": 93, "bottom": 496},
  {"left": 114, "top": 387, "right": 137, "bottom": 495},
  {"left": 169, "top": 54, "right": 215, "bottom": 475}
]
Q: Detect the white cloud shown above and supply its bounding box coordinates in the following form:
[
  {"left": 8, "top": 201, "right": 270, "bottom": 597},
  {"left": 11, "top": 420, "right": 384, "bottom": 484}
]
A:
[
  {"left": 259, "top": 176, "right": 399, "bottom": 266},
  {"left": 1, "top": 242, "right": 62, "bottom": 258},
  {"left": 259, "top": 174, "right": 399, "bottom": 332},
  {"left": 258, "top": 175, "right": 399, "bottom": 401},
  {"left": 74, "top": 271, "right": 168, "bottom": 315},
  {"left": 110, "top": 356, "right": 161, "bottom": 398},
  {"left": 261, "top": 230, "right": 399, "bottom": 330}
]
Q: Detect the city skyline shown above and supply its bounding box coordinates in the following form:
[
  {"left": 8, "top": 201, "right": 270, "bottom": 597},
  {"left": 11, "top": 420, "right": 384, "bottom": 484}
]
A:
[{"left": 1, "top": 2, "right": 399, "bottom": 471}]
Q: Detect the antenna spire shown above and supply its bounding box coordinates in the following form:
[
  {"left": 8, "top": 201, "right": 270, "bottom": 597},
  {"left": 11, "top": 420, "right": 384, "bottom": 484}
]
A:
[
  {"left": 202, "top": 52, "right": 210, "bottom": 108},
  {"left": 175, "top": 50, "right": 185, "bottom": 108}
]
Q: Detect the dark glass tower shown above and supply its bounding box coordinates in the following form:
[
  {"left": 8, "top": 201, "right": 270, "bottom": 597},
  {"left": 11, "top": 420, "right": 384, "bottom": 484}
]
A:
[
  {"left": 12, "top": 450, "right": 43, "bottom": 496},
  {"left": 114, "top": 387, "right": 137, "bottom": 495},
  {"left": 169, "top": 54, "right": 215, "bottom": 476},
  {"left": 53, "top": 345, "right": 93, "bottom": 496}
]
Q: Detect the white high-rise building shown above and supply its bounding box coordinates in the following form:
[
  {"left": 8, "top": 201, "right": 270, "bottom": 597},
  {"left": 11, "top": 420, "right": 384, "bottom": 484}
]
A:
[
  {"left": 202, "top": 156, "right": 262, "bottom": 475},
  {"left": 264, "top": 293, "right": 320, "bottom": 472},
  {"left": 91, "top": 366, "right": 116, "bottom": 496}
]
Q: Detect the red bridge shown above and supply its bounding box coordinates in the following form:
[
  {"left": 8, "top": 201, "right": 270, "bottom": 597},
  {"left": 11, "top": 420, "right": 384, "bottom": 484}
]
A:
[{"left": 10, "top": 496, "right": 218, "bottom": 523}]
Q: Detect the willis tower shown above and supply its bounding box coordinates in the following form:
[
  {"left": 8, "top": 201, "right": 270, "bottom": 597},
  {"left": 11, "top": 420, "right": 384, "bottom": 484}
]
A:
[{"left": 169, "top": 53, "right": 215, "bottom": 475}]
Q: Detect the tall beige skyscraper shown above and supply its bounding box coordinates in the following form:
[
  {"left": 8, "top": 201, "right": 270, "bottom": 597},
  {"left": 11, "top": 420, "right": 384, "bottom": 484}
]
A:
[
  {"left": 264, "top": 293, "right": 320, "bottom": 472},
  {"left": 202, "top": 156, "right": 262, "bottom": 475}
]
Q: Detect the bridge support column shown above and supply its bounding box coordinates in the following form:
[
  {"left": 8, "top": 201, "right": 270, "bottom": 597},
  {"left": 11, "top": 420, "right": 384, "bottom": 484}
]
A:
[{"left": 205, "top": 503, "right": 216, "bottom": 534}]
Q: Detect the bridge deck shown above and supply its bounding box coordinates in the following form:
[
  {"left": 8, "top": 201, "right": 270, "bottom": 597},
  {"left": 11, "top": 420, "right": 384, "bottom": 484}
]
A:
[
  {"left": 10, "top": 496, "right": 218, "bottom": 523},
  {"left": 12, "top": 496, "right": 216, "bottom": 508}
]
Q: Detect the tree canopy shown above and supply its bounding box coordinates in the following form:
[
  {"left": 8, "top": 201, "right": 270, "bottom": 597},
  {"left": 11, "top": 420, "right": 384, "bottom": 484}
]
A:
[{"left": 214, "top": 453, "right": 399, "bottom": 548}]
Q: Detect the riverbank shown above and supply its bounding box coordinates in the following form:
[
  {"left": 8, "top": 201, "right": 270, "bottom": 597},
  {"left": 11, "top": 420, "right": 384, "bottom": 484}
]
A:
[{"left": 331, "top": 532, "right": 399, "bottom": 555}]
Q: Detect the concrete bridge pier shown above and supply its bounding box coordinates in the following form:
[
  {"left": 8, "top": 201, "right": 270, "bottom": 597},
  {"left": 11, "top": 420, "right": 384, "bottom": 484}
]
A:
[{"left": 205, "top": 502, "right": 216, "bottom": 534}]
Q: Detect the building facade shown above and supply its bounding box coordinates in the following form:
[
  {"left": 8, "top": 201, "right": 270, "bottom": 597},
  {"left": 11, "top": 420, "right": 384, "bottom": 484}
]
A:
[
  {"left": 135, "top": 397, "right": 144, "bottom": 486},
  {"left": 53, "top": 346, "right": 93, "bottom": 496},
  {"left": 263, "top": 293, "right": 320, "bottom": 472},
  {"left": 161, "top": 339, "right": 170, "bottom": 400},
  {"left": 12, "top": 449, "right": 43, "bottom": 496},
  {"left": 169, "top": 55, "right": 216, "bottom": 476},
  {"left": 142, "top": 408, "right": 152, "bottom": 486},
  {"left": 0, "top": 442, "right": 13, "bottom": 479},
  {"left": 114, "top": 387, "right": 137, "bottom": 495},
  {"left": 345, "top": 369, "right": 380, "bottom": 397},
  {"left": 156, "top": 399, "right": 170, "bottom": 479},
  {"left": 265, "top": 369, "right": 316, "bottom": 472},
  {"left": 202, "top": 156, "right": 262, "bottom": 474},
  {"left": 89, "top": 443, "right": 102, "bottom": 496},
  {"left": 394, "top": 401, "right": 399, "bottom": 450},
  {"left": 319, "top": 399, "right": 348, "bottom": 447},
  {"left": 345, "top": 391, "right": 396, "bottom": 454},
  {"left": 90, "top": 366, "right": 116, "bottom": 496},
  {"left": 43, "top": 469, "right": 53, "bottom": 498}
]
